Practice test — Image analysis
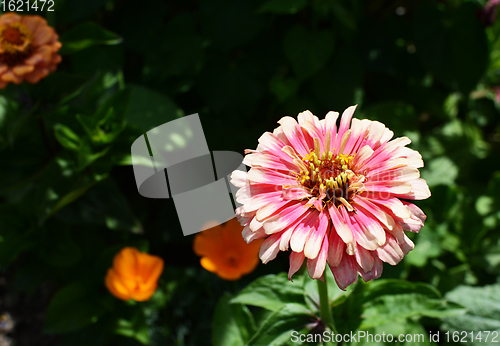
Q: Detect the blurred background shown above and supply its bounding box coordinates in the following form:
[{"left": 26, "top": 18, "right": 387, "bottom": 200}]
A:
[{"left": 0, "top": 0, "right": 499, "bottom": 345}]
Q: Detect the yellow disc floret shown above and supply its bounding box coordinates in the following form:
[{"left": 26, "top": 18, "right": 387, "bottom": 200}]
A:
[
  {"left": 0, "top": 23, "right": 33, "bottom": 65},
  {"left": 296, "top": 131, "right": 365, "bottom": 211}
]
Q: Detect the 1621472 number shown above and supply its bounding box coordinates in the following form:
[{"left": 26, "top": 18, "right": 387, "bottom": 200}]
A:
[{"left": 1, "top": 0, "right": 54, "bottom": 12}]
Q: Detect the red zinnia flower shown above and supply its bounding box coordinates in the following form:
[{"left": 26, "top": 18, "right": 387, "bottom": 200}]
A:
[{"left": 0, "top": 13, "right": 61, "bottom": 88}]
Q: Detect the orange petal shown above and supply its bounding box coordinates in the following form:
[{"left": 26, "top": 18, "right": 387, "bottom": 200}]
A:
[
  {"left": 37, "top": 67, "right": 50, "bottom": 80},
  {"left": 25, "top": 71, "right": 42, "bottom": 84},
  {"left": 193, "top": 230, "right": 226, "bottom": 258},
  {"left": 200, "top": 257, "right": 218, "bottom": 273},
  {"left": 52, "top": 41, "right": 62, "bottom": 52},
  {"left": 236, "top": 252, "right": 261, "bottom": 275},
  {"left": 25, "top": 67, "right": 50, "bottom": 84},
  {"left": 225, "top": 217, "right": 243, "bottom": 230},
  {"left": 130, "top": 286, "right": 156, "bottom": 301},
  {"left": 33, "top": 26, "right": 54, "bottom": 46},
  {"left": 35, "top": 46, "right": 52, "bottom": 61},
  {"left": 137, "top": 253, "right": 164, "bottom": 285},
  {"left": 222, "top": 219, "right": 248, "bottom": 246},
  {"left": 21, "top": 15, "right": 46, "bottom": 35},
  {"left": 0, "top": 13, "right": 21, "bottom": 26},
  {"left": 13, "top": 64, "right": 34, "bottom": 76},
  {"left": 193, "top": 233, "right": 209, "bottom": 256},
  {"left": 242, "top": 238, "right": 264, "bottom": 259},
  {"left": 105, "top": 269, "right": 132, "bottom": 301},
  {"left": 193, "top": 218, "right": 263, "bottom": 280},
  {"left": 113, "top": 247, "right": 139, "bottom": 278},
  {"left": 1, "top": 70, "right": 22, "bottom": 84},
  {"left": 24, "top": 53, "right": 44, "bottom": 66},
  {"left": 216, "top": 265, "right": 244, "bottom": 281}
]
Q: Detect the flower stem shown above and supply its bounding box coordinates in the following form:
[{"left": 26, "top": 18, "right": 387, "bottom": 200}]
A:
[{"left": 317, "top": 279, "right": 337, "bottom": 334}]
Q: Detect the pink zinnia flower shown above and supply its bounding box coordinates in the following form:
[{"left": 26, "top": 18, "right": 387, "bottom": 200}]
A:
[{"left": 230, "top": 106, "right": 430, "bottom": 290}]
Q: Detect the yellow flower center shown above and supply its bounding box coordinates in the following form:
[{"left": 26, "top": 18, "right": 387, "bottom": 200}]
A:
[
  {"left": 0, "top": 23, "right": 33, "bottom": 65},
  {"left": 296, "top": 132, "right": 365, "bottom": 211}
]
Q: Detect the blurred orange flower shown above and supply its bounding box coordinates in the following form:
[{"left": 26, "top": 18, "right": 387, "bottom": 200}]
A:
[
  {"left": 105, "top": 247, "right": 164, "bottom": 302},
  {"left": 193, "top": 218, "right": 263, "bottom": 280},
  {"left": 0, "top": 13, "right": 61, "bottom": 88}
]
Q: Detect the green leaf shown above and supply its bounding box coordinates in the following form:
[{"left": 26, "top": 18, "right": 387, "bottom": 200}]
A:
[
  {"left": 259, "top": 0, "right": 307, "bottom": 14},
  {"left": 247, "top": 303, "right": 316, "bottom": 346},
  {"left": 420, "top": 156, "right": 459, "bottom": 187},
  {"left": 355, "top": 280, "right": 465, "bottom": 331},
  {"left": 60, "top": 22, "right": 123, "bottom": 55},
  {"left": 476, "top": 195, "right": 495, "bottom": 216},
  {"left": 127, "top": 85, "right": 184, "bottom": 132},
  {"left": 361, "top": 279, "right": 442, "bottom": 302},
  {"left": 76, "top": 138, "right": 111, "bottom": 170},
  {"left": 330, "top": 0, "right": 358, "bottom": 32},
  {"left": 213, "top": 293, "right": 256, "bottom": 346},
  {"left": 269, "top": 76, "right": 299, "bottom": 102},
  {"left": 442, "top": 283, "right": 500, "bottom": 345},
  {"left": 334, "top": 279, "right": 464, "bottom": 336},
  {"left": 360, "top": 293, "right": 465, "bottom": 329},
  {"left": 114, "top": 316, "right": 150, "bottom": 345},
  {"left": 56, "top": 70, "right": 123, "bottom": 108},
  {"left": 30, "top": 72, "right": 88, "bottom": 104},
  {"left": 231, "top": 273, "right": 306, "bottom": 312},
  {"left": 443, "top": 92, "right": 462, "bottom": 118},
  {"left": 31, "top": 162, "right": 103, "bottom": 225},
  {"left": 54, "top": 124, "right": 81, "bottom": 151},
  {"left": 0, "top": 97, "right": 37, "bottom": 147},
  {"left": 46, "top": 179, "right": 99, "bottom": 219},
  {"left": 405, "top": 223, "right": 446, "bottom": 267},
  {"left": 44, "top": 283, "right": 105, "bottom": 334},
  {"left": 77, "top": 88, "right": 130, "bottom": 145},
  {"left": 283, "top": 25, "right": 335, "bottom": 79}
]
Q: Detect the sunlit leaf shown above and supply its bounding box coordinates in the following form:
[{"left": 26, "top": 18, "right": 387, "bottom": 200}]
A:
[
  {"left": 60, "top": 22, "right": 123, "bottom": 55},
  {"left": 443, "top": 283, "right": 500, "bottom": 345},
  {"left": 246, "top": 304, "right": 316, "bottom": 346},
  {"left": 213, "top": 293, "right": 256, "bottom": 346},
  {"left": 127, "top": 85, "right": 184, "bottom": 132},
  {"left": 231, "top": 273, "right": 305, "bottom": 312}
]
